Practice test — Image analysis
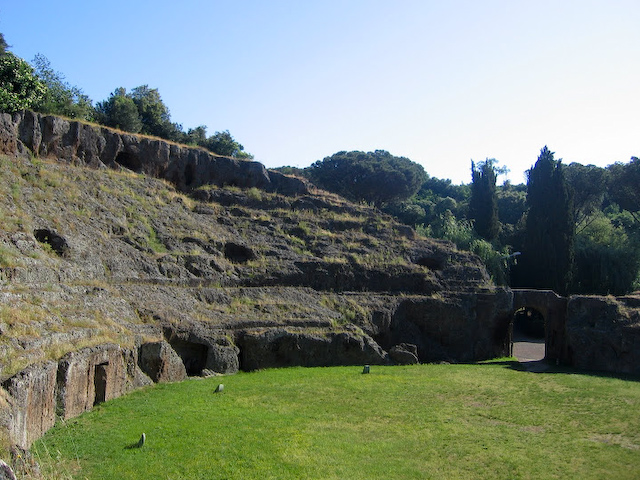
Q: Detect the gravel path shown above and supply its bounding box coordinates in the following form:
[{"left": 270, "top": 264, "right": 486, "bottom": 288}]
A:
[{"left": 512, "top": 333, "right": 545, "bottom": 362}]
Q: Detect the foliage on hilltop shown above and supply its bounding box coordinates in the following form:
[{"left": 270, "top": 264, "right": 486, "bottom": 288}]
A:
[
  {"left": 0, "top": 34, "right": 252, "bottom": 159},
  {"left": 1, "top": 30, "right": 639, "bottom": 294},
  {"left": 305, "top": 150, "right": 427, "bottom": 206},
  {"left": 285, "top": 146, "right": 640, "bottom": 294}
]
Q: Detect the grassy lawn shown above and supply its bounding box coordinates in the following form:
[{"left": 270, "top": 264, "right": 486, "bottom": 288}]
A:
[{"left": 33, "top": 361, "right": 640, "bottom": 479}]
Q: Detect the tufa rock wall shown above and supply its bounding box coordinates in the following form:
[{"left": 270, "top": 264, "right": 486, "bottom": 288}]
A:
[
  {"left": 56, "top": 344, "right": 144, "bottom": 421},
  {"left": 138, "top": 341, "right": 188, "bottom": 383},
  {"left": 512, "top": 290, "right": 640, "bottom": 375},
  {"left": 381, "top": 289, "right": 513, "bottom": 363},
  {"left": 0, "top": 286, "right": 517, "bottom": 450},
  {"left": 238, "top": 327, "right": 389, "bottom": 371},
  {"left": 564, "top": 295, "right": 640, "bottom": 375},
  {"left": 1, "top": 362, "right": 57, "bottom": 450},
  {"left": 2, "top": 343, "right": 154, "bottom": 449},
  {"left": 0, "top": 110, "right": 308, "bottom": 196}
]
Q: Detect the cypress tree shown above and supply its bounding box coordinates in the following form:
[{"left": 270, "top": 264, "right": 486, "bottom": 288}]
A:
[
  {"left": 469, "top": 159, "right": 500, "bottom": 242},
  {"left": 518, "top": 147, "right": 574, "bottom": 294}
]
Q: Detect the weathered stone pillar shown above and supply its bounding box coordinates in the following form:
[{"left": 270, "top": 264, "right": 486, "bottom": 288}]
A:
[{"left": 1, "top": 362, "right": 57, "bottom": 449}]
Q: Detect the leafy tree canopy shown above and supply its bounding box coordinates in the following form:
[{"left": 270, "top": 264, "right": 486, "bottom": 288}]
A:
[
  {"left": 95, "top": 87, "right": 143, "bottom": 133},
  {"left": 0, "top": 52, "right": 46, "bottom": 114},
  {"left": 0, "top": 33, "right": 8, "bottom": 56},
  {"left": 129, "top": 85, "right": 183, "bottom": 141},
  {"left": 186, "top": 125, "right": 253, "bottom": 159},
  {"left": 572, "top": 210, "right": 640, "bottom": 295},
  {"left": 607, "top": 157, "right": 640, "bottom": 221},
  {"left": 418, "top": 176, "right": 469, "bottom": 203},
  {"left": 31, "top": 54, "right": 94, "bottom": 120},
  {"left": 307, "top": 150, "right": 427, "bottom": 206},
  {"left": 564, "top": 162, "right": 607, "bottom": 231},
  {"left": 202, "top": 129, "right": 252, "bottom": 159},
  {"left": 496, "top": 183, "right": 526, "bottom": 226},
  {"left": 94, "top": 87, "right": 253, "bottom": 158}
]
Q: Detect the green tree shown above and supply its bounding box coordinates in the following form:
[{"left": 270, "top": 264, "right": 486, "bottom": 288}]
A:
[
  {"left": 0, "top": 52, "right": 46, "bottom": 113},
  {"left": 186, "top": 125, "right": 208, "bottom": 145},
  {"left": 417, "top": 209, "right": 512, "bottom": 285},
  {"left": 607, "top": 157, "right": 640, "bottom": 221},
  {"left": 564, "top": 162, "right": 607, "bottom": 231},
  {"left": 515, "top": 146, "right": 575, "bottom": 294},
  {"left": 307, "top": 150, "right": 427, "bottom": 206},
  {"left": 0, "top": 33, "right": 8, "bottom": 56},
  {"left": 420, "top": 176, "right": 470, "bottom": 203},
  {"left": 94, "top": 85, "right": 252, "bottom": 158},
  {"left": 129, "top": 85, "right": 182, "bottom": 140},
  {"left": 572, "top": 211, "right": 640, "bottom": 295},
  {"left": 31, "top": 54, "right": 94, "bottom": 120},
  {"left": 203, "top": 130, "right": 253, "bottom": 158},
  {"left": 95, "top": 88, "right": 142, "bottom": 133},
  {"left": 468, "top": 159, "right": 500, "bottom": 242}
]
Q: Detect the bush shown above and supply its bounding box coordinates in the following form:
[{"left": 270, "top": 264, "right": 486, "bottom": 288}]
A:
[{"left": 0, "top": 53, "right": 46, "bottom": 113}]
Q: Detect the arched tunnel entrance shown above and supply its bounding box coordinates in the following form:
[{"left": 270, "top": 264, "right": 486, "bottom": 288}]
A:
[
  {"left": 510, "top": 290, "right": 568, "bottom": 365},
  {"left": 512, "top": 307, "right": 546, "bottom": 362}
]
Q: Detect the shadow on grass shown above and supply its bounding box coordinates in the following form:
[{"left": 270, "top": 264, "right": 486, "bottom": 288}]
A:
[
  {"left": 481, "top": 358, "right": 640, "bottom": 382},
  {"left": 124, "top": 434, "right": 146, "bottom": 450}
]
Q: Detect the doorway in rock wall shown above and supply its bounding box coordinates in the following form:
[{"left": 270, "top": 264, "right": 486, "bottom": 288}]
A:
[
  {"left": 512, "top": 307, "right": 546, "bottom": 362},
  {"left": 94, "top": 363, "right": 108, "bottom": 406}
]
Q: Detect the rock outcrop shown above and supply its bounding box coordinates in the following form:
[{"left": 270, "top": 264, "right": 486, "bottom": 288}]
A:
[
  {"left": 381, "top": 289, "right": 514, "bottom": 363},
  {"left": 388, "top": 343, "right": 420, "bottom": 365},
  {"left": 163, "top": 325, "right": 240, "bottom": 375},
  {"left": 1, "top": 363, "right": 57, "bottom": 449},
  {"left": 238, "top": 327, "right": 388, "bottom": 371},
  {"left": 1, "top": 110, "right": 308, "bottom": 195},
  {"left": 565, "top": 295, "right": 640, "bottom": 375},
  {"left": 0, "top": 344, "right": 151, "bottom": 449},
  {"left": 1, "top": 110, "right": 638, "bottom": 456},
  {"left": 138, "top": 341, "right": 187, "bottom": 383},
  {"left": 0, "top": 111, "right": 511, "bottom": 451}
]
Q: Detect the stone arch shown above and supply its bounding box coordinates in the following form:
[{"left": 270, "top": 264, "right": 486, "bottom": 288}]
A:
[
  {"left": 513, "top": 306, "right": 545, "bottom": 338},
  {"left": 511, "top": 290, "right": 568, "bottom": 363},
  {"left": 512, "top": 306, "right": 546, "bottom": 361}
]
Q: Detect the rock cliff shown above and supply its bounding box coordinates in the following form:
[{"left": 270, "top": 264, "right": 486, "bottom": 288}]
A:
[
  {"left": 1, "top": 110, "right": 308, "bottom": 195},
  {"left": 0, "top": 111, "right": 514, "bottom": 449},
  {"left": 565, "top": 295, "right": 640, "bottom": 375}
]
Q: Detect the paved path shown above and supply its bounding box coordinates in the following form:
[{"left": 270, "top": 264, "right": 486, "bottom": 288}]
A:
[
  {"left": 512, "top": 333, "right": 549, "bottom": 372},
  {"left": 513, "top": 338, "right": 545, "bottom": 362}
]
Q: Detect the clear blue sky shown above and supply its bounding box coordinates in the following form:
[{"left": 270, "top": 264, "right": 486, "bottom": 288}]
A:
[{"left": 2, "top": 0, "right": 639, "bottom": 184}]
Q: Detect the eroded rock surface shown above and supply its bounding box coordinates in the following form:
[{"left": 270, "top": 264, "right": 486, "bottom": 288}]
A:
[
  {"left": 1, "top": 111, "right": 308, "bottom": 195},
  {"left": 565, "top": 295, "right": 640, "bottom": 375},
  {"left": 238, "top": 327, "right": 389, "bottom": 371},
  {"left": 139, "top": 341, "right": 187, "bottom": 383},
  {"left": 0, "top": 112, "right": 512, "bottom": 450}
]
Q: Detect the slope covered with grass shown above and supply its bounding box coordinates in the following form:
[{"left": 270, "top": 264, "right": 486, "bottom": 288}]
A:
[{"left": 33, "top": 362, "right": 640, "bottom": 480}]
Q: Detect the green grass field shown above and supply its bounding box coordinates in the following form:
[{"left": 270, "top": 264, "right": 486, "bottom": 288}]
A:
[{"left": 33, "top": 361, "right": 640, "bottom": 479}]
